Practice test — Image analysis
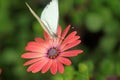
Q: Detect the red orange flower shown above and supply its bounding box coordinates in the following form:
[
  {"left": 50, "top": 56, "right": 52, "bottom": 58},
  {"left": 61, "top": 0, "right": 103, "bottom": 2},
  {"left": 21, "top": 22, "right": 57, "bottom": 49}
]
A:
[
  {"left": 0, "top": 68, "right": 2, "bottom": 75},
  {"left": 21, "top": 25, "right": 83, "bottom": 74}
]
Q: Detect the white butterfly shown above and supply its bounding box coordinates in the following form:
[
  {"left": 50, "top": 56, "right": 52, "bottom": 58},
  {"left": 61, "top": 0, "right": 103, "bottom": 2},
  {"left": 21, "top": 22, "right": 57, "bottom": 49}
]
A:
[{"left": 26, "top": 0, "right": 59, "bottom": 38}]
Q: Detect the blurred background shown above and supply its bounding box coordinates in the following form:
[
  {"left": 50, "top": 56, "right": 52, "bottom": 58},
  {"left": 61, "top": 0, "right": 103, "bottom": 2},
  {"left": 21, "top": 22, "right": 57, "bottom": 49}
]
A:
[{"left": 0, "top": 0, "right": 120, "bottom": 80}]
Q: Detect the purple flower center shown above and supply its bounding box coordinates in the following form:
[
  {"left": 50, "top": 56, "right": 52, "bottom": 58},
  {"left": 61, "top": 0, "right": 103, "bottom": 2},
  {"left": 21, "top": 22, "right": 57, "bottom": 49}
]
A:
[
  {"left": 47, "top": 48, "right": 59, "bottom": 59},
  {"left": 48, "top": 48, "right": 57, "bottom": 56}
]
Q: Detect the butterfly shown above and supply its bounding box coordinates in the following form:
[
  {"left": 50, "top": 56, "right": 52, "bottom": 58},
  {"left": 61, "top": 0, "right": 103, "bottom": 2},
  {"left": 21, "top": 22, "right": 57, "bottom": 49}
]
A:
[{"left": 26, "top": 0, "right": 59, "bottom": 38}]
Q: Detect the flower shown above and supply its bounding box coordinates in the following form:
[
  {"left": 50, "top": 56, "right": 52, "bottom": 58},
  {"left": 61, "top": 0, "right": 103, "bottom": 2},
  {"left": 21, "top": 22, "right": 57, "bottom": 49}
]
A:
[{"left": 21, "top": 25, "right": 83, "bottom": 74}]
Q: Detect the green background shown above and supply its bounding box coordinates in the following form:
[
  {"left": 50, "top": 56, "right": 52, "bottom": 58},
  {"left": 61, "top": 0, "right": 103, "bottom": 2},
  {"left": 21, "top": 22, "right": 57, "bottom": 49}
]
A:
[{"left": 0, "top": 0, "right": 120, "bottom": 80}]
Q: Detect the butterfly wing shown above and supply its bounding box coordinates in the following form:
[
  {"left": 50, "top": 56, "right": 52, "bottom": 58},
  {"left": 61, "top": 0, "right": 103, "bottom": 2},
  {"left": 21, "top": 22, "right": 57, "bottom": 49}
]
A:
[
  {"left": 41, "top": 0, "right": 59, "bottom": 37},
  {"left": 26, "top": 2, "right": 51, "bottom": 36}
]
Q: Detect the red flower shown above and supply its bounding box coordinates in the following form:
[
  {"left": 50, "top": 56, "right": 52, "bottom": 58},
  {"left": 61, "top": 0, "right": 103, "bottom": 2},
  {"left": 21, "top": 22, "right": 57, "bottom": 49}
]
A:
[
  {"left": 0, "top": 68, "right": 2, "bottom": 75},
  {"left": 21, "top": 25, "right": 83, "bottom": 74}
]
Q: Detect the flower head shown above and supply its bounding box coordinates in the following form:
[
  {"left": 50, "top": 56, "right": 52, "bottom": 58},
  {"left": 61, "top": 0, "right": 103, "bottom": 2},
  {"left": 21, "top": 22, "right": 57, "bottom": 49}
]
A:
[{"left": 21, "top": 25, "right": 83, "bottom": 74}]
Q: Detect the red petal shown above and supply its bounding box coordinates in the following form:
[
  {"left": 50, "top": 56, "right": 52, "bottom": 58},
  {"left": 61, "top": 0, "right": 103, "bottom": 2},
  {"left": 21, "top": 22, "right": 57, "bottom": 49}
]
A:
[
  {"left": 57, "top": 57, "right": 71, "bottom": 65},
  {"left": 23, "top": 58, "right": 42, "bottom": 66},
  {"left": 53, "top": 38, "right": 60, "bottom": 46},
  {"left": 32, "top": 58, "right": 48, "bottom": 73},
  {"left": 41, "top": 59, "right": 52, "bottom": 73},
  {"left": 57, "top": 61, "right": 64, "bottom": 74},
  {"left": 61, "top": 25, "right": 70, "bottom": 39},
  {"left": 27, "top": 42, "right": 41, "bottom": 47},
  {"left": 64, "top": 36, "right": 80, "bottom": 45},
  {"left": 60, "top": 50, "right": 83, "bottom": 57},
  {"left": 50, "top": 60, "right": 57, "bottom": 75},
  {"left": 44, "top": 31, "right": 50, "bottom": 40},
  {"left": 25, "top": 46, "right": 45, "bottom": 53},
  {"left": 62, "top": 40, "right": 81, "bottom": 51},
  {"left": 35, "top": 37, "right": 45, "bottom": 43},
  {"left": 61, "top": 31, "right": 77, "bottom": 48},
  {"left": 27, "top": 58, "right": 47, "bottom": 72},
  {"left": 62, "top": 31, "right": 77, "bottom": 44},
  {"left": 59, "top": 25, "right": 70, "bottom": 44},
  {"left": 57, "top": 25, "right": 62, "bottom": 37},
  {"left": 21, "top": 52, "right": 46, "bottom": 59}
]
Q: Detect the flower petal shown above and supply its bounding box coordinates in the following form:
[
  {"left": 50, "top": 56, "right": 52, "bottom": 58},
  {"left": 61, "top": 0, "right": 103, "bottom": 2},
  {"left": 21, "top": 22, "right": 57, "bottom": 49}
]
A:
[
  {"left": 57, "top": 57, "right": 71, "bottom": 65},
  {"left": 59, "top": 25, "right": 70, "bottom": 44},
  {"left": 44, "top": 31, "right": 50, "bottom": 40},
  {"left": 27, "top": 59, "right": 44, "bottom": 72},
  {"left": 61, "top": 25, "right": 70, "bottom": 39},
  {"left": 32, "top": 58, "right": 49, "bottom": 73},
  {"left": 27, "top": 42, "right": 41, "bottom": 47},
  {"left": 62, "top": 31, "right": 77, "bottom": 44},
  {"left": 57, "top": 61, "right": 64, "bottom": 74},
  {"left": 23, "top": 58, "right": 42, "bottom": 66},
  {"left": 60, "top": 50, "right": 83, "bottom": 57},
  {"left": 27, "top": 58, "right": 48, "bottom": 73},
  {"left": 63, "top": 36, "right": 80, "bottom": 45},
  {"left": 25, "top": 42, "right": 49, "bottom": 53},
  {"left": 57, "top": 25, "right": 62, "bottom": 37},
  {"left": 62, "top": 40, "right": 81, "bottom": 51},
  {"left": 26, "top": 41, "right": 49, "bottom": 48},
  {"left": 25, "top": 46, "right": 42, "bottom": 52},
  {"left": 21, "top": 52, "right": 46, "bottom": 59},
  {"left": 41, "top": 59, "right": 52, "bottom": 73},
  {"left": 50, "top": 60, "right": 57, "bottom": 75},
  {"left": 35, "top": 37, "right": 45, "bottom": 43},
  {"left": 61, "top": 31, "right": 77, "bottom": 48}
]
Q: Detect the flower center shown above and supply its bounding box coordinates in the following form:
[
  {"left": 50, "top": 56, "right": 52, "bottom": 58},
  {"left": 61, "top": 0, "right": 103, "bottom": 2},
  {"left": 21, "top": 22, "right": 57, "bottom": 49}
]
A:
[{"left": 47, "top": 48, "right": 59, "bottom": 59}]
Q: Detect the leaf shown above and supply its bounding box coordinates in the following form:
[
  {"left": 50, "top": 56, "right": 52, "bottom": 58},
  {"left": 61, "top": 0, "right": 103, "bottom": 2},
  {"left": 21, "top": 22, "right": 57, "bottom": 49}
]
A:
[
  {"left": 85, "top": 13, "right": 103, "bottom": 32},
  {"left": 100, "top": 59, "right": 114, "bottom": 76},
  {"left": 63, "top": 66, "right": 75, "bottom": 80},
  {"left": 78, "top": 63, "right": 89, "bottom": 80}
]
